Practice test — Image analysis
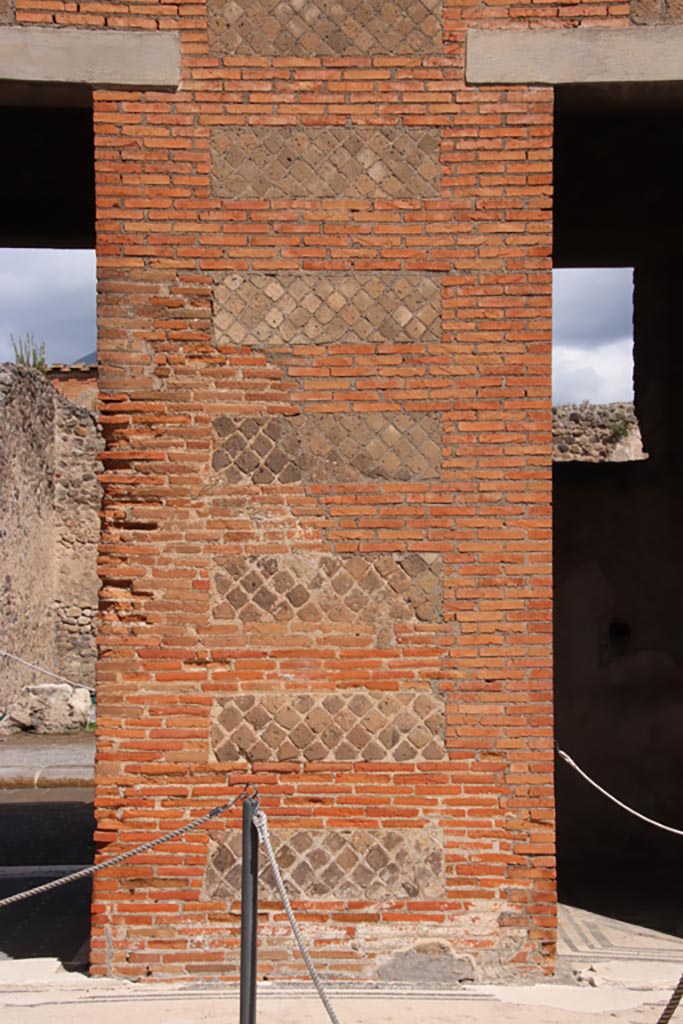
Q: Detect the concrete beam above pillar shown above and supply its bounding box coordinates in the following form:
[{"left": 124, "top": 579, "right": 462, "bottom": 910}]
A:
[
  {"left": 467, "top": 26, "right": 683, "bottom": 85},
  {"left": 0, "top": 26, "right": 180, "bottom": 90}
]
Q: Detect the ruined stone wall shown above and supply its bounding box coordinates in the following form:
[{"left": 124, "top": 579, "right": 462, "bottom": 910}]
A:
[
  {"left": 53, "top": 396, "right": 102, "bottom": 690},
  {"left": 553, "top": 403, "right": 645, "bottom": 463},
  {"left": 0, "top": 364, "right": 102, "bottom": 708},
  {"left": 0, "top": 366, "right": 59, "bottom": 708}
]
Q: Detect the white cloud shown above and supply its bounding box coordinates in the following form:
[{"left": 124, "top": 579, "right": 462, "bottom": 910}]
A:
[
  {"left": 553, "top": 337, "right": 634, "bottom": 405},
  {"left": 552, "top": 267, "right": 634, "bottom": 405},
  {"left": 553, "top": 267, "right": 633, "bottom": 351},
  {"left": 0, "top": 249, "right": 96, "bottom": 366}
]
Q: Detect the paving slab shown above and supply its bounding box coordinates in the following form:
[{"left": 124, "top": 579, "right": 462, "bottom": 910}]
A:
[
  {"left": 0, "top": 968, "right": 672, "bottom": 1024},
  {"left": 558, "top": 903, "right": 683, "bottom": 993},
  {"left": 1, "top": 905, "right": 682, "bottom": 1024},
  {"left": 0, "top": 732, "right": 94, "bottom": 789}
]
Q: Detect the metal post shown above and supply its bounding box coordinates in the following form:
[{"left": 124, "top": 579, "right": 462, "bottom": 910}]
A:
[{"left": 239, "top": 795, "right": 258, "bottom": 1024}]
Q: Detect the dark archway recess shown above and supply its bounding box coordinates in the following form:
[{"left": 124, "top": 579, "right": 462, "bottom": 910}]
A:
[
  {"left": 0, "top": 799, "right": 95, "bottom": 968},
  {"left": 0, "top": 97, "right": 94, "bottom": 249},
  {"left": 553, "top": 87, "right": 683, "bottom": 935}
]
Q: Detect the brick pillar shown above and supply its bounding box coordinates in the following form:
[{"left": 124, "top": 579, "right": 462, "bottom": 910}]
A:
[{"left": 89, "top": 0, "right": 555, "bottom": 981}]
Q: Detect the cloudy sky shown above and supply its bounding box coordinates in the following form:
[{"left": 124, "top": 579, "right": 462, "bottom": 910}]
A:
[
  {"left": 0, "top": 249, "right": 97, "bottom": 366},
  {"left": 552, "top": 267, "right": 634, "bottom": 405},
  {"left": 0, "top": 251, "right": 634, "bottom": 404}
]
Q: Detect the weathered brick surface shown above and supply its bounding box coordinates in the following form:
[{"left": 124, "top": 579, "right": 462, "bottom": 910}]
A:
[
  {"left": 207, "top": 0, "right": 442, "bottom": 56},
  {"left": 205, "top": 826, "right": 445, "bottom": 900},
  {"left": 211, "top": 690, "right": 447, "bottom": 762},
  {"left": 1, "top": 0, "right": 606, "bottom": 984},
  {"left": 210, "top": 127, "right": 441, "bottom": 200}
]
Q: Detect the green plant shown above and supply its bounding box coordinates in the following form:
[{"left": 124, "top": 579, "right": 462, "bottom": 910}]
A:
[
  {"left": 611, "top": 416, "right": 630, "bottom": 442},
  {"left": 11, "top": 332, "right": 48, "bottom": 372}
]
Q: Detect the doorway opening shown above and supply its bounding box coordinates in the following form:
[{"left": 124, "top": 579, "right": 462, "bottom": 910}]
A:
[
  {"left": 553, "top": 86, "right": 683, "bottom": 936},
  {"left": 0, "top": 91, "right": 97, "bottom": 970}
]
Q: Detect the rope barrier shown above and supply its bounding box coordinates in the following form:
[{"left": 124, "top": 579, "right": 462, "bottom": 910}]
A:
[
  {"left": 556, "top": 745, "right": 683, "bottom": 838},
  {"left": 657, "top": 973, "right": 683, "bottom": 1024},
  {"left": 253, "top": 807, "right": 342, "bottom": 1024},
  {"left": 0, "top": 785, "right": 250, "bottom": 911},
  {"left": 557, "top": 744, "right": 683, "bottom": 1024},
  {"left": 1, "top": 744, "right": 680, "bottom": 1024},
  {"left": 0, "top": 648, "right": 95, "bottom": 694}
]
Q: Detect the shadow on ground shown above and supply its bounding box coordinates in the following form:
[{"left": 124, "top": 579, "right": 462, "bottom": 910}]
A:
[{"left": 0, "top": 800, "right": 94, "bottom": 970}]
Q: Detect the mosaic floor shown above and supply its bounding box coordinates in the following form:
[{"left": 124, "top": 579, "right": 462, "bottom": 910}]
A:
[{"left": 558, "top": 904, "right": 683, "bottom": 964}]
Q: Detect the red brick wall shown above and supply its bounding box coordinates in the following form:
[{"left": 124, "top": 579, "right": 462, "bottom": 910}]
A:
[
  {"left": 9, "top": 0, "right": 594, "bottom": 982},
  {"left": 47, "top": 367, "right": 98, "bottom": 412}
]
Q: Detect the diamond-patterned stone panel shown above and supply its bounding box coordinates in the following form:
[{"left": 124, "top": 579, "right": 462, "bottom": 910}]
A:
[
  {"left": 213, "top": 272, "right": 441, "bottom": 348},
  {"left": 212, "top": 415, "right": 302, "bottom": 485},
  {"left": 211, "top": 690, "right": 446, "bottom": 762},
  {"left": 204, "top": 827, "right": 445, "bottom": 901},
  {"left": 210, "top": 127, "right": 440, "bottom": 200},
  {"left": 207, "top": 0, "right": 441, "bottom": 56},
  {"left": 299, "top": 412, "right": 441, "bottom": 482},
  {"left": 631, "top": 0, "right": 683, "bottom": 20},
  {"left": 211, "top": 411, "right": 441, "bottom": 484},
  {"left": 212, "top": 551, "right": 441, "bottom": 625}
]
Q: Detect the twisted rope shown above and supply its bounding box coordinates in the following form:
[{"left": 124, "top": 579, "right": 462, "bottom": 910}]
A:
[
  {"left": 253, "top": 808, "right": 341, "bottom": 1024},
  {"left": 557, "top": 745, "right": 683, "bottom": 1024},
  {"left": 657, "top": 973, "right": 683, "bottom": 1024},
  {"left": 0, "top": 786, "right": 248, "bottom": 910},
  {"left": 556, "top": 746, "right": 683, "bottom": 837}
]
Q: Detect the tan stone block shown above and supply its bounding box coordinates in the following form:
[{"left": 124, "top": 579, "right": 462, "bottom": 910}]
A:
[
  {"left": 211, "top": 551, "right": 442, "bottom": 628},
  {"left": 631, "top": 0, "right": 683, "bottom": 21},
  {"left": 211, "top": 127, "right": 440, "bottom": 200},
  {"left": 214, "top": 271, "right": 441, "bottom": 348},
  {"left": 208, "top": 0, "right": 441, "bottom": 55},
  {"left": 210, "top": 688, "right": 446, "bottom": 763},
  {"left": 204, "top": 826, "right": 445, "bottom": 902}
]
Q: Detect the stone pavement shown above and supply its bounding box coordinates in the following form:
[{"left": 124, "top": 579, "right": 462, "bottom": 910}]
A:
[
  {"left": 0, "top": 905, "right": 682, "bottom": 1024},
  {"left": 0, "top": 966, "right": 675, "bottom": 1024},
  {"left": 0, "top": 732, "right": 94, "bottom": 790}
]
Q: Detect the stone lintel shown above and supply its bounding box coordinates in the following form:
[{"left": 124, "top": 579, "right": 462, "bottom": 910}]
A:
[
  {"left": 0, "top": 26, "right": 180, "bottom": 89},
  {"left": 466, "top": 26, "right": 683, "bottom": 85}
]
